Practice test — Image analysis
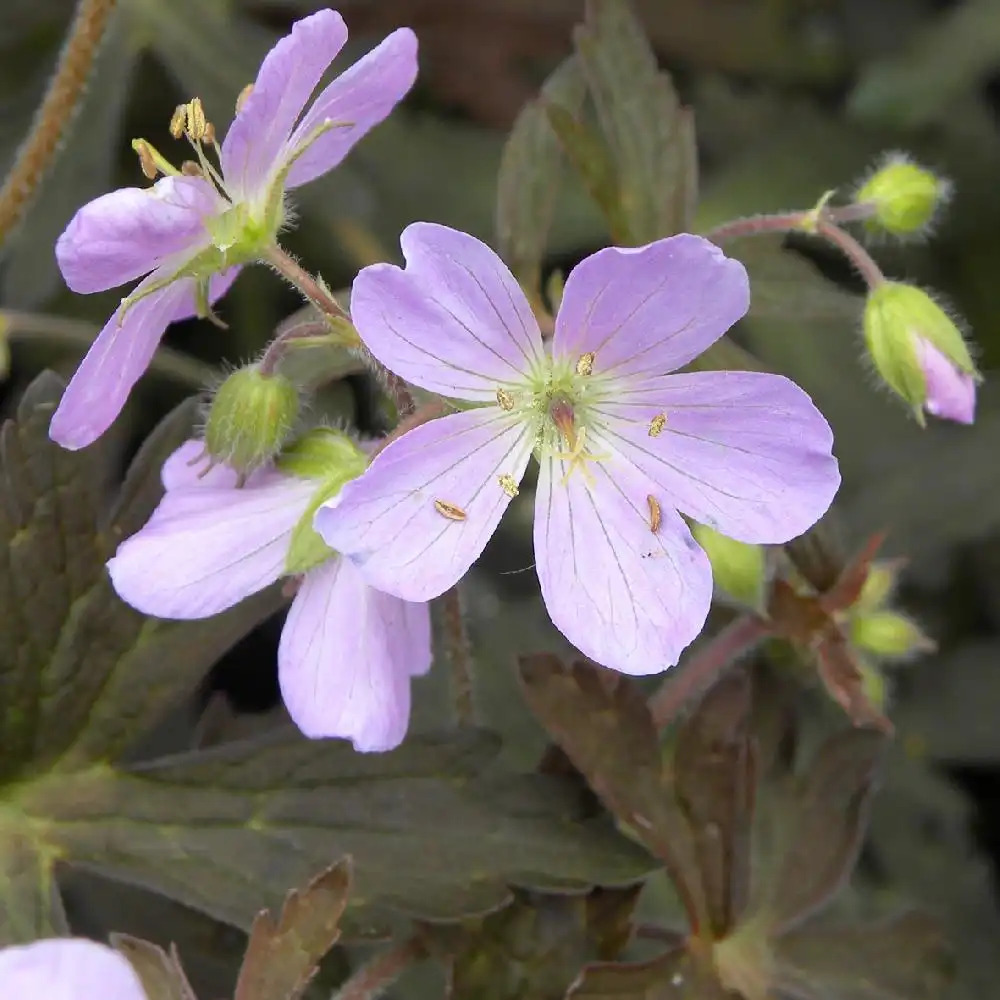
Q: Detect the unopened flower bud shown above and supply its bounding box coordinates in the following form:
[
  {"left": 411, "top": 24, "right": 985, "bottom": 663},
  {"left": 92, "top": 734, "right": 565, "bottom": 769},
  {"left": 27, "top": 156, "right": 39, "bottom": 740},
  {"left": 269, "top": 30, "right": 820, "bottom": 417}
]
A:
[
  {"left": 691, "top": 523, "right": 766, "bottom": 610},
  {"left": 854, "top": 560, "right": 898, "bottom": 612},
  {"left": 863, "top": 281, "right": 978, "bottom": 425},
  {"left": 855, "top": 154, "right": 950, "bottom": 237},
  {"left": 850, "top": 609, "right": 934, "bottom": 660},
  {"left": 203, "top": 366, "right": 299, "bottom": 475}
]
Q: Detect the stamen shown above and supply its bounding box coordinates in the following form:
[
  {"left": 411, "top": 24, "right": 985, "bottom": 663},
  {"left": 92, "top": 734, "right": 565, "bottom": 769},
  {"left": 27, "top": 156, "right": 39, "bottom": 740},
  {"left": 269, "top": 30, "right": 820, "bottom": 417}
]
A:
[
  {"left": 498, "top": 474, "right": 519, "bottom": 498},
  {"left": 202, "top": 121, "right": 217, "bottom": 146},
  {"left": 648, "top": 413, "right": 667, "bottom": 437},
  {"left": 185, "top": 98, "right": 208, "bottom": 141},
  {"left": 554, "top": 426, "right": 611, "bottom": 486},
  {"left": 169, "top": 104, "right": 187, "bottom": 139},
  {"left": 434, "top": 499, "right": 467, "bottom": 521},
  {"left": 647, "top": 494, "right": 662, "bottom": 534},
  {"left": 236, "top": 83, "right": 254, "bottom": 114},
  {"left": 576, "top": 351, "right": 596, "bottom": 376},
  {"left": 496, "top": 387, "right": 515, "bottom": 411},
  {"left": 181, "top": 161, "right": 205, "bottom": 176},
  {"left": 131, "top": 138, "right": 179, "bottom": 179}
]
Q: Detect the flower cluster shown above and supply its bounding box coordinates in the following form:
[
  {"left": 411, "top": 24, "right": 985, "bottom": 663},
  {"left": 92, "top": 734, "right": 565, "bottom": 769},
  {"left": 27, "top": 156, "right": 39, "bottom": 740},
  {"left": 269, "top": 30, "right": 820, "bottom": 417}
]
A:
[{"left": 51, "top": 8, "right": 849, "bottom": 752}]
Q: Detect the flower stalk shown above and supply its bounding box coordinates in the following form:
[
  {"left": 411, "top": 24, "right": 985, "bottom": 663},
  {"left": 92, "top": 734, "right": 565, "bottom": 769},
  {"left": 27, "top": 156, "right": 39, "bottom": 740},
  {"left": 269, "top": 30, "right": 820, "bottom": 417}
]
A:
[{"left": 0, "top": 0, "right": 118, "bottom": 246}]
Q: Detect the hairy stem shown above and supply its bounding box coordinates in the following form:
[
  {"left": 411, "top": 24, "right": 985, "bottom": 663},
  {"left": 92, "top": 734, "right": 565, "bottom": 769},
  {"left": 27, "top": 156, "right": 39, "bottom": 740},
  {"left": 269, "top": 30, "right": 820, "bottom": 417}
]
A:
[
  {"left": 441, "top": 584, "right": 476, "bottom": 726},
  {"left": 0, "top": 0, "right": 118, "bottom": 245},
  {"left": 257, "top": 320, "right": 332, "bottom": 376},
  {"left": 814, "top": 219, "right": 885, "bottom": 289},
  {"left": 648, "top": 615, "right": 772, "bottom": 729},
  {"left": 334, "top": 937, "right": 425, "bottom": 1000},
  {"left": 264, "top": 244, "right": 416, "bottom": 415},
  {"left": 704, "top": 203, "right": 876, "bottom": 245}
]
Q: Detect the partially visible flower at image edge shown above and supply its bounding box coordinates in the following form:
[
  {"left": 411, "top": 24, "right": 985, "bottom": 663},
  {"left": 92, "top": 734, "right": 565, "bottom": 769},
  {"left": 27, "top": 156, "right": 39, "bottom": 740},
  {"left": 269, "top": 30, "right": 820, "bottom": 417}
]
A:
[
  {"left": 107, "top": 437, "right": 431, "bottom": 751},
  {"left": 50, "top": 8, "right": 418, "bottom": 450},
  {"left": 315, "top": 224, "right": 841, "bottom": 676},
  {"left": 0, "top": 938, "right": 147, "bottom": 1000}
]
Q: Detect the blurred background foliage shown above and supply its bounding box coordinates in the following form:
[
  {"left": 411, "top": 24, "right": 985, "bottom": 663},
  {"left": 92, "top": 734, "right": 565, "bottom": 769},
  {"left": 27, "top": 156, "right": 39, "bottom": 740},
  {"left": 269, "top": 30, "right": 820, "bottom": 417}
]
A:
[{"left": 3, "top": 0, "right": 1000, "bottom": 997}]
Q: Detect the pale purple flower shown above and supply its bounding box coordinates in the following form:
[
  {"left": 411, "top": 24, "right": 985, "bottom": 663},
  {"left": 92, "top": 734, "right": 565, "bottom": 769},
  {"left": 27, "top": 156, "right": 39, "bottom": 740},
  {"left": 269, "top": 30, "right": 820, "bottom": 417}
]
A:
[
  {"left": 51, "top": 9, "right": 418, "bottom": 450},
  {"left": 108, "top": 440, "right": 431, "bottom": 751},
  {"left": 916, "top": 336, "right": 976, "bottom": 424},
  {"left": 0, "top": 939, "right": 146, "bottom": 1000},
  {"left": 315, "top": 225, "right": 840, "bottom": 675}
]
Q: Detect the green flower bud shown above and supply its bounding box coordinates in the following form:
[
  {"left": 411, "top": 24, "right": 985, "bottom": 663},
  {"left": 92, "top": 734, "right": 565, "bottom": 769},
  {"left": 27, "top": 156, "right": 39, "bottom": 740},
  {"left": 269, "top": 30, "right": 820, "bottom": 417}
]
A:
[
  {"left": 850, "top": 609, "right": 934, "bottom": 660},
  {"left": 691, "top": 523, "right": 766, "bottom": 610},
  {"left": 859, "top": 658, "right": 887, "bottom": 712},
  {"left": 280, "top": 429, "right": 368, "bottom": 576},
  {"left": 204, "top": 366, "right": 299, "bottom": 475},
  {"left": 855, "top": 155, "right": 950, "bottom": 236},
  {"left": 863, "top": 282, "right": 978, "bottom": 424},
  {"left": 853, "top": 560, "right": 897, "bottom": 612}
]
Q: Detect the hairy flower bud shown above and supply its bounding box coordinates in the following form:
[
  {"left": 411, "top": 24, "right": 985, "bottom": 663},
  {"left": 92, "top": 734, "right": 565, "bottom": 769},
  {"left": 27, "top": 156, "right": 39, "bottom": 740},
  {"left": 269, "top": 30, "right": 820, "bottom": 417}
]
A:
[
  {"left": 203, "top": 366, "right": 300, "bottom": 475},
  {"left": 691, "top": 523, "right": 766, "bottom": 610},
  {"left": 850, "top": 609, "right": 934, "bottom": 660},
  {"left": 863, "top": 281, "right": 978, "bottom": 425},
  {"left": 855, "top": 154, "right": 950, "bottom": 237}
]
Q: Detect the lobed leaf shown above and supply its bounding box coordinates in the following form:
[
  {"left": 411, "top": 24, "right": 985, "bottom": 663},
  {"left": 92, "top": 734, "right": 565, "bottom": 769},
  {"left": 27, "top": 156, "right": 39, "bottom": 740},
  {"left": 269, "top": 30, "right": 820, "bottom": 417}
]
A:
[{"left": 112, "top": 935, "right": 198, "bottom": 1000}]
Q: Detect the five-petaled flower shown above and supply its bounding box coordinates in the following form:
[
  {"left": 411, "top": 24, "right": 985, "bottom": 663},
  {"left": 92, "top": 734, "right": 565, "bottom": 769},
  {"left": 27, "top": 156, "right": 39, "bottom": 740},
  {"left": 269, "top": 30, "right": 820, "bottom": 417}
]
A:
[
  {"left": 315, "top": 224, "right": 841, "bottom": 675},
  {"left": 51, "top": 9, "right": 417, "bottom": 450},
  {"left": 108, "top": 435, "right": 431, "bottom": 751},
  {"left": 0, "top": 938, "right": 148, "bottom": 1000}
]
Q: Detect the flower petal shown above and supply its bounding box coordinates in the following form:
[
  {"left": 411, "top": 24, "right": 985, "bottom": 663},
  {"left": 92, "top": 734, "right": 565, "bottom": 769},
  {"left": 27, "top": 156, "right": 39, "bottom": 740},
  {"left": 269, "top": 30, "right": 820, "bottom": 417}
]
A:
[
  {"left": 49, "top": 267, "right": 241, "bottom": 451},
  {"left": 534, "top": 453, "right": 713, "bottom": 675},
  {"left": 0, "top": 939, "right": 147, "bottom": 1000},
  {"left": 592, "top": 370, "right": 840, "bottom": 543},
  {"left": 350, "top": 223, "right": 544, "bottom": 401},
  {"left": 552, "top": 235, "right": 749, "bottom": 379},
  {"left": 108, "top": 472, "right": 313, "bottom": 618},
  {"left": 161, "top": 440, "right": 271, "bottom": 491},
  {"left": 284, "top": 28, "right": 418, "bottom": 189},
  {"left": 917, "top": 337, "right": 976, "bottom": 424},
  {"left": 221, "top": 9, "right": 348, "bottom": 200},
  {"left": 56, "top": 175, "right": 220, "bottom": 293},
  {"left": 279, "top": 557, "right": 431, "bottom": 751},
  {"left": 314, "top": 407, "right": 532, "bottom": 601}
]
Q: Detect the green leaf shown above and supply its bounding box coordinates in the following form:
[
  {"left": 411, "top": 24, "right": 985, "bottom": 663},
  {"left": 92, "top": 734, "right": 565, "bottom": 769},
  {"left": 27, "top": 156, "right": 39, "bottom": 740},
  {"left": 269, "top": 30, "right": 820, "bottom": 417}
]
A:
[
  {"left": 672, "top": 672, "right": 754, "bottom": 938},
  {"left": 496, "top": 55, "right": 587, "bottom": 294},
  {"left": 0, "top": 833, "right": 67, "bottom": 943},
  {"left": 773, "top": 912, "right": 953, "bottom": 1000},
  {"left": 518, "top": 656, "right": 703, "bottom": 929},
  {"left": 13, "top": 728, "right": 653, "bottom": 940},
  {"left": 112, "top": 935, "right": 198, "bottom": 1000},
  {"left": 0, "top": 372, "right": 283, "bottom": 777},
  {"left": 574, "top": 0, "right": 695, "bottom": 243},
  {"left": 763, "top": 729, "right": 887, "bottom": 932},
  {"left": 233, "top": 859, "right": 351, "bottom": 1000}
]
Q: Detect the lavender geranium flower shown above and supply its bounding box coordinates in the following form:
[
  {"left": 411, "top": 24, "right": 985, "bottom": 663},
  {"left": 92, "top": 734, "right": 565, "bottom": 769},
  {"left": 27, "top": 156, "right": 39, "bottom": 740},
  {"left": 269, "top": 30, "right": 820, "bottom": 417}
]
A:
[
  {"left": 0, "top": 939, "right": 146, "bottom": 1000},
  {"left": 108, "top": 434, "right": 431, "bottom": 751},
  {"left": 315, "top": 224, "right": 840, "bottom": 675},
  {"left": 51, "top": 9, "right": 417, "bottom": 450}
]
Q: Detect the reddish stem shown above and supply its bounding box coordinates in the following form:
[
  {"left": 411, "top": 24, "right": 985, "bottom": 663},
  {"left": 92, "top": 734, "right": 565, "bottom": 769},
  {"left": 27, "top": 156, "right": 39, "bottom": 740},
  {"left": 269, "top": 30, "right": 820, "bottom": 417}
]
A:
[{"left": 334, "top": 937, "right": 424, "bottom": 1000}]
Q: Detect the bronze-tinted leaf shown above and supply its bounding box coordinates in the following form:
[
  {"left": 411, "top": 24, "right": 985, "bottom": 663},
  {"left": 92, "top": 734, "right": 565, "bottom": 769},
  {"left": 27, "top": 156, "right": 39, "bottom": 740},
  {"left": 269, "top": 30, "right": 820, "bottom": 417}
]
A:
[
  {"left": 496, "top": 55, "right": 587, "bottom": 294},
  {"left": 673, "top": 671, "right": 755, "bottom": 937},
  {"left": 773, "top": 912, "right": 953, "bottom": 1000},
  {"left": 112, "top": 935, "right": 198, "bottom": 1000},
  {"left": 234, "top": 859, "right": 351, "bottom": 1000},
  {"left": 766, "top": 728, "right": 888, "bottom": 931},
  {"left": 519, "top": 656, "right": 704, "bottom": 931}
]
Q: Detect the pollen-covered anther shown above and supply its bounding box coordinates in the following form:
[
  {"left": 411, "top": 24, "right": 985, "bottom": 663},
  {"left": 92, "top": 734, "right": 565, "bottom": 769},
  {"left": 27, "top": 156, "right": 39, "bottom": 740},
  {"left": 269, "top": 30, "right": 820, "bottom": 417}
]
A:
[
  {"left": 169, "top": 104, "right": 187, "bottom": 139},
  {"left": 496, "top": 387, "right": 515, "bottom": 411},
  {"left": 133, "top": 140, "right": 159, "bottom": 180},
  {"left": 647, "top": 494, "right": 662, "bottom": 534},
  {"left": 185, "top": 98, "right": 209, "bottom": 141},
  {"left": 434, "top": 499, "right": 467, "bottom": 521},
  {"left": 498, "top": 474, "right": 519, "bottom": 498},
  {"left": 202, "top": 121, "right": 217, "bottom": 146},
  {"left": 576, "top": 351, "right": 596, "bottom": 376},
  {"left": 180, "top": 161, "right": 205, "bottom": 177},
  {"left": 236, "top": 83, "right": 254, "bottom": 114},
  {"left": 648, "top": 413, "right": 667, "bottom": 437}
]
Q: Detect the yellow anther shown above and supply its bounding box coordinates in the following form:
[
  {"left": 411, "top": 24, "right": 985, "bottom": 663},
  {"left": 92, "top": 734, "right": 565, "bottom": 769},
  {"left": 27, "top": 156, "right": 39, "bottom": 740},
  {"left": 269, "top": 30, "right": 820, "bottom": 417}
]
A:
[
  {"left": 554, "top": 426, "right": 610, "bottom": 486},
  {"left": 576, "top": 351, "right": 596, "bottom": 376},
  {"left": 498, "top": 474, "right": 519, "bottom": 498},
  {"left": 236, "top": 83, "right": 255, "bottom": 114},
  {"left": 647, "top": 494, "right": 661, "bottom": 534},
  {"left": 434, "top": 499, "right": 467, "bottom": 521},
  {"left": 169, "top": 105, "right": 187, "bottom": 139},
  {"left": 648, "top": 413, "right": 667, "bottom": 437},
  {"left": 496, "top": 387, "right": 515, "bottom": 411},
  {"left": 132, "top": 139, "right": 159, "bottom": 180},
  {"left": 185, "top": 98, "right": 208, "bottom": 141}
]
